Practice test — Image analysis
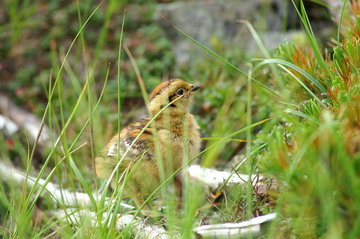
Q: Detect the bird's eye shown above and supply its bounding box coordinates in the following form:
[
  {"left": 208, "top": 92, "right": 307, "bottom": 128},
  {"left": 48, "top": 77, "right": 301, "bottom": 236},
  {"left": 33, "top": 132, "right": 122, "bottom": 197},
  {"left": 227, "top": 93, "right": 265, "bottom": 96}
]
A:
[{"left": 177, "top": 89, "right": 184, "bottom": 95}]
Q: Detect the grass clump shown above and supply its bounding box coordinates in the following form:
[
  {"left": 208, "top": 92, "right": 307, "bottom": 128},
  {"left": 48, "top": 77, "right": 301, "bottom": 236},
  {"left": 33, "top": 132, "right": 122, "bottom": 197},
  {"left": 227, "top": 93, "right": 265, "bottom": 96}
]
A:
[{"left": 256, "top": 3, "right": 360, "bottom": 237}]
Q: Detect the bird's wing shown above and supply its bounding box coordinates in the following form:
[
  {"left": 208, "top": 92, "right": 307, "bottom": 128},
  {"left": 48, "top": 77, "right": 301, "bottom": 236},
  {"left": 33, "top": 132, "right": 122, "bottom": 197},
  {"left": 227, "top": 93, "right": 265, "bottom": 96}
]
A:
[{"left": 106, "top": 119, "right": 154, "bottom": 161}]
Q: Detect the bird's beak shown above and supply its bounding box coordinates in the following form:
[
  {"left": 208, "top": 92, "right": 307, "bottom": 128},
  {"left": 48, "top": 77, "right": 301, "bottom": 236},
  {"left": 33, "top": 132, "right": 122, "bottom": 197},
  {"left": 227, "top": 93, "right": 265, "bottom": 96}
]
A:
[{"left": 191, "top": 85, "right": 200, "bottom": 92}]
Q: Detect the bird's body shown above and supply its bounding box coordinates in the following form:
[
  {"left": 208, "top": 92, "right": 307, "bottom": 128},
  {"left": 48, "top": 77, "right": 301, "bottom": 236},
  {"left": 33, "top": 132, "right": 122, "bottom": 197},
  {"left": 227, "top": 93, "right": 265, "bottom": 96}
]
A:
[{"left": 95, "top": 79, "right": 201, "bottom": 210}]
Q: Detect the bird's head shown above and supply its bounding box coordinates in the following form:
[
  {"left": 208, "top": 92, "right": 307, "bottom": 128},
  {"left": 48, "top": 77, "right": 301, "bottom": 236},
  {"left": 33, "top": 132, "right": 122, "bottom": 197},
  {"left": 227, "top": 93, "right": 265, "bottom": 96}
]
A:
[{"left": 149, "top": 79, "right": 200, "bottom": 115}]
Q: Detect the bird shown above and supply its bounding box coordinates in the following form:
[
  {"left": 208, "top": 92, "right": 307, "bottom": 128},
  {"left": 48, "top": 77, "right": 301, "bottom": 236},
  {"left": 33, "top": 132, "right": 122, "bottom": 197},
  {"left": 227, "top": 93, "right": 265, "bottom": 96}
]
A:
[{"left": 95, "top": 79, "right": 201, "bottom": 213}]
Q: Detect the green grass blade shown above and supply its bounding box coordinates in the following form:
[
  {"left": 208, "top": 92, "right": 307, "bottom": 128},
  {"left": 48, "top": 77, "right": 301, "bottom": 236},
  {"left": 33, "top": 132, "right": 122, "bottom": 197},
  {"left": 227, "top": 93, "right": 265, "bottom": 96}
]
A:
[
  {"left": 256, "top": 58, "right": 327, "bottom": 92},
  {"left": 97, "top": 11, "right": 126, "bottom": 228},
  {"left": 284, "top": 108, "right": 320, "bottom": 124},
  {"left": 290, "top": 0, "right": 332, "bottom": 79},
  {"left": 277, "top": 64, "right": 325, "bottom": 107},
  {"left": 337, "top": 0, "right": 348, "bottom": 43},
  {"left": 240, "top": 20, "right": 285, "bottom": 90}
]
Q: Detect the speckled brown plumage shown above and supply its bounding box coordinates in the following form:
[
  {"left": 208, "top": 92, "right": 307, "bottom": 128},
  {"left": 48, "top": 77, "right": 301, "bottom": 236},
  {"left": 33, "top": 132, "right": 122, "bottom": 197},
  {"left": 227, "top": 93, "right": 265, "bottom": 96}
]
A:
[{"left": 95, "top": 79, "right": 201, "bottom": 213}]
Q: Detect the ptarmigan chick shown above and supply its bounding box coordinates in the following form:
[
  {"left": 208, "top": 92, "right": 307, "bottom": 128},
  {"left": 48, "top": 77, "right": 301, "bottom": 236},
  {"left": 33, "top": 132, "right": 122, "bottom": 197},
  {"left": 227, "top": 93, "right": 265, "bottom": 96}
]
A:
[{"left": 95, "top": 79, "right": 201, "bottom": 212}]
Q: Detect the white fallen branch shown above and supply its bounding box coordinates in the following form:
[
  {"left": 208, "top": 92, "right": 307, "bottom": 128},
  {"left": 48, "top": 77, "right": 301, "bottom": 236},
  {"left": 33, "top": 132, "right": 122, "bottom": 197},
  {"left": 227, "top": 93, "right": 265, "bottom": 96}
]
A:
[
  {"left": 186, "top": 165, "right": 263, "bottom": 189},
  {"left": 0, "top": 93, "right": 54, "bottom": 147},
  {"left": 0, "top": 161, "right": 134, "bottom": 210},
  {"left": 194, "top": 213, "right": 277, "bottom": 238},
  {"left": 50, "top": 209, "right": 169, "bottom": 239}
]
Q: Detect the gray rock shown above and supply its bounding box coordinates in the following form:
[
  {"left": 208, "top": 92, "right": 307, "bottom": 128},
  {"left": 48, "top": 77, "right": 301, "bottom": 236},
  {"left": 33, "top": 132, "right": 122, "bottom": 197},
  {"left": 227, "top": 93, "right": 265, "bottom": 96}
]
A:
[{"left": 156, "top": 0, "right": 287, "bottom": 65}]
